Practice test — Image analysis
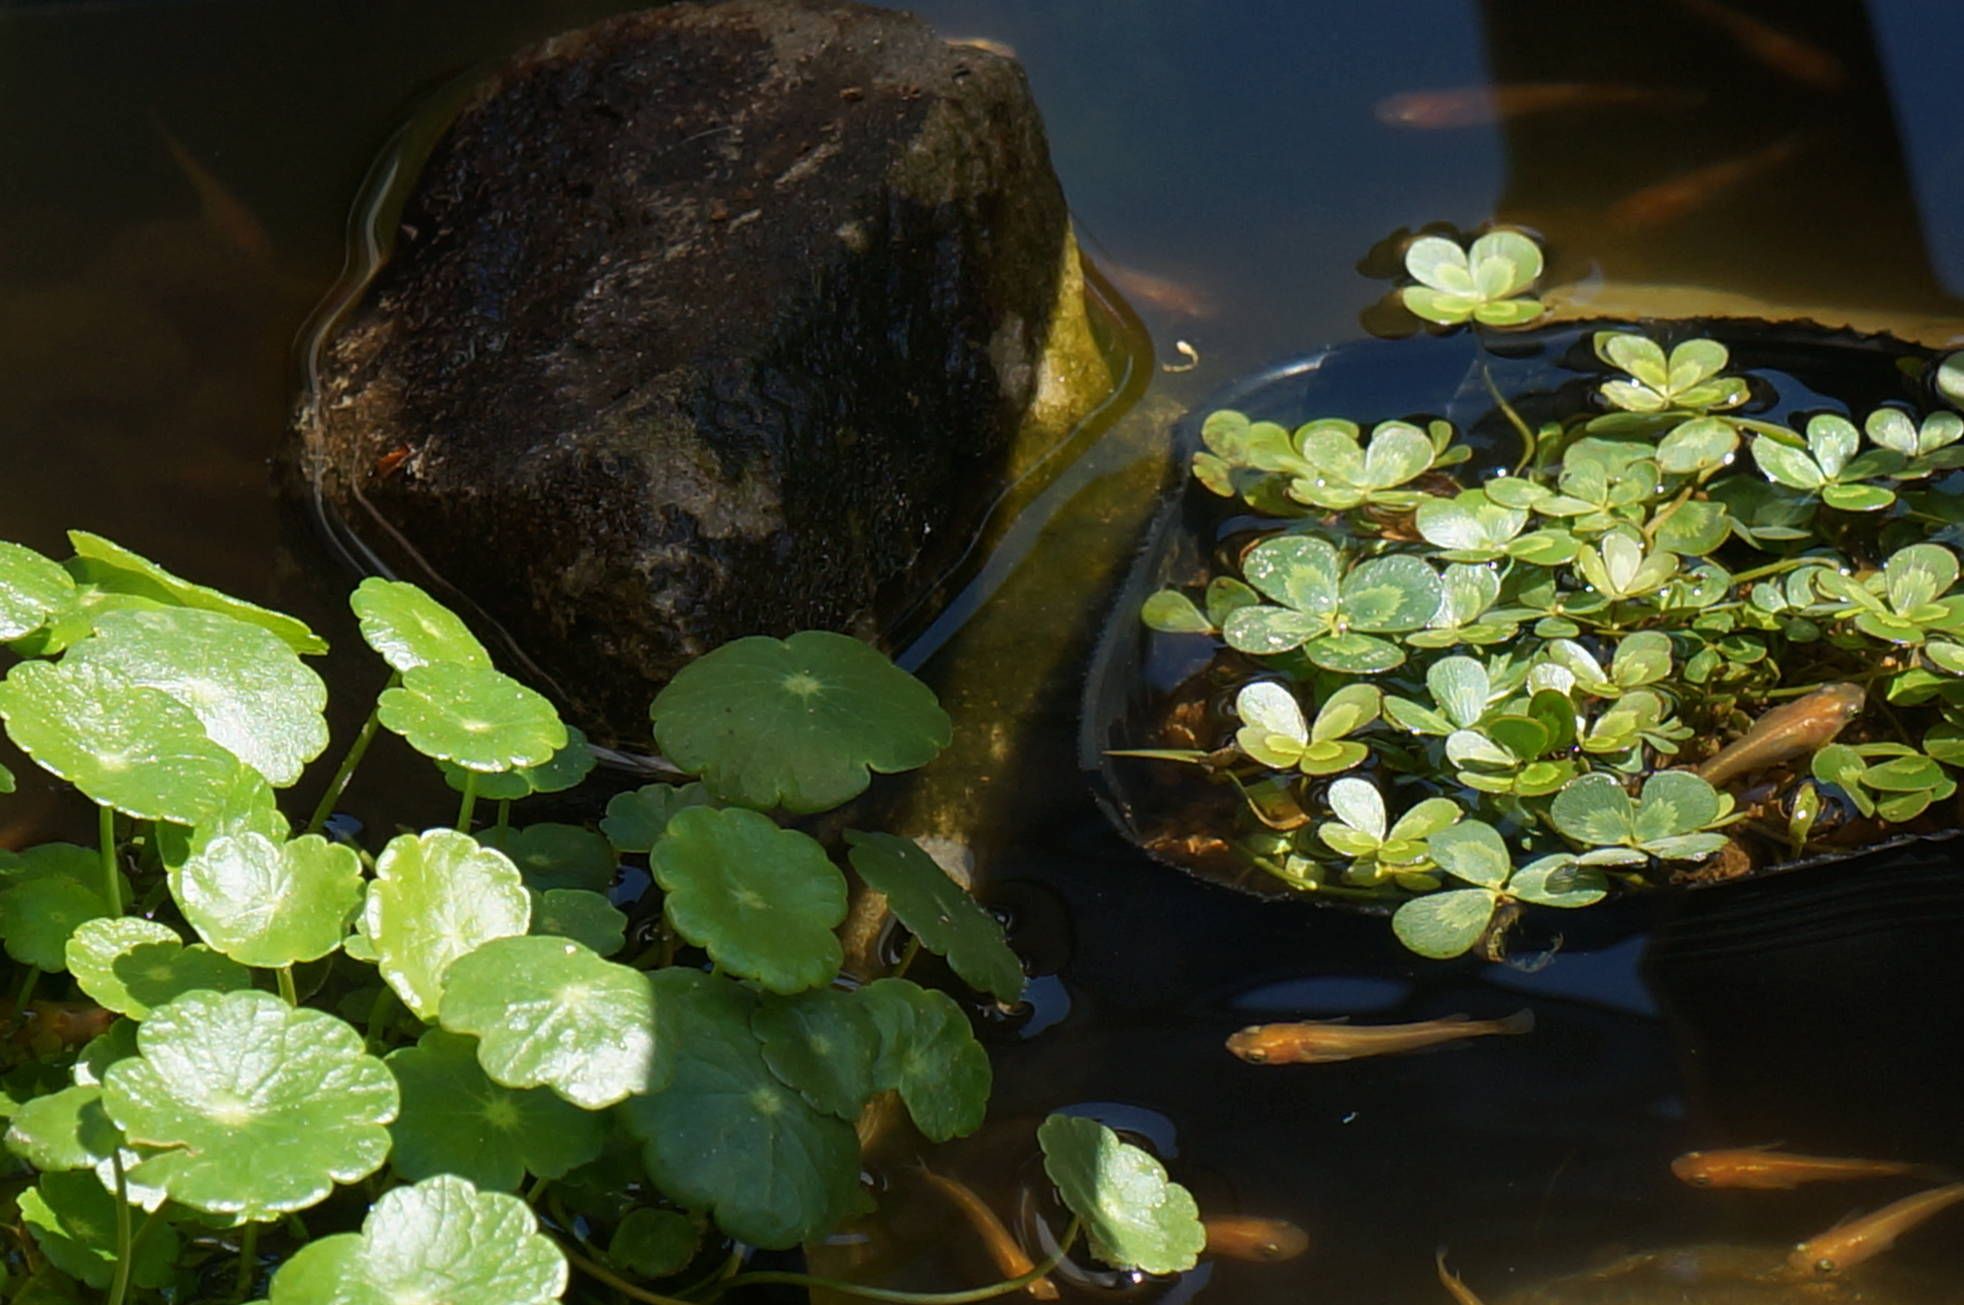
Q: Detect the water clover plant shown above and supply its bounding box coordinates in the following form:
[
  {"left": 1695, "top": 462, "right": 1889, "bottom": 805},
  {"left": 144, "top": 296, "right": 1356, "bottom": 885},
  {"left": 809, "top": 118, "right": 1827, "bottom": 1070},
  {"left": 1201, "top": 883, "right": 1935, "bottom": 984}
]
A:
[
  {"left": 0, "top": 529, "right": 1204, "bottom": 1302},
  {"left": 1137, "top": 228, "right": 1964, "bottom": 957}
]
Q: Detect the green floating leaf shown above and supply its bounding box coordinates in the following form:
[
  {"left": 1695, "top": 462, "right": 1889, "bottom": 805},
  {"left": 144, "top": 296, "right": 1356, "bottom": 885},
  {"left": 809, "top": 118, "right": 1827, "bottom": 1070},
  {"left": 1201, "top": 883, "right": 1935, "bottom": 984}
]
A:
[
  {"left": 439, "top": 935, "right": 661, "bottom": 1109},
  {"left": 66, "top": 607, "right": 328, "bottom": 788},
  {"left": 0, "top": 541, "right": 76, "bottom": 641},
  {"left": 263, "top": 1175, "right": 567, "bottom": 1305},
  {"left": 529, "top": 889, "right": 627, "bottom": 957},
  {"left": 0, "top": 875, "right": 109, "bottom": 972},
  {"left": 1141, "top": 591, "right": 1212, "bottom": 635},
  {"left": 752, "top": 987, "right": 880, "bottom": 1120},
  {"left": 1391, "top": 889, "right": 1498, "bottom": 959},
  {"left": 651, "top": 807, "right": 845, "bottom": 994},
  {"left": 442, "top": 726, "right": 596, "bottom": 801},
  {"left": 175, "top": 833, "right": 363, "bottom": 968},
  {"left": 65, "top": 917, "right": 249, "bottom": 1019},
  {"left": 349, "top": 577, "right": 491, "bottom": 672},
  {"left": 68, "top": 530, "right": 327, "bottom": 655},
  {"left": 365, "top": 830, "right": 531, "bottom": 1020},
  {"left": 845, "top": 831, "right": 1024, "bottom": 1003},
  {"left": 621, "top": 969, "right": 864, "bottom": 1250},
  {"left": 479, "top": 823, "right": 616, "bottom": 893},
  {"left": 1038, "top": 1113, "right": 1205, "bottom": 1275},
  {"left": 6, "top": 1084, "right": 121, "bottom": 1172},
  {"left": 859, "top": 978, "right": 990, "bottom": 1143},
  {"left": 0, "top": 659, "right": 246, "bottom": 824},
  {"left": 379, "top": 664, "right": 566, "bottom": 773},
  {"left": 601, "top": 782, "right": 719, "bottom": 854},
  {"left": 102, "top": 990, "right": 396, "bottom": 1220},
  {"left": 1550, "top": 773, "right": 1635, "bottom": 846},
  {"left": 609, "top": 1208, "right": 701, "bottom": 1279},
  {"left": 21, "top": 1170, "right": 178, "bottom": 1291},
  {"left": 650, "top": 631, "right": 951, "bottom": 814},
  {"left": 386, "top": 1029, "right": 605, "bottom": 1191}
]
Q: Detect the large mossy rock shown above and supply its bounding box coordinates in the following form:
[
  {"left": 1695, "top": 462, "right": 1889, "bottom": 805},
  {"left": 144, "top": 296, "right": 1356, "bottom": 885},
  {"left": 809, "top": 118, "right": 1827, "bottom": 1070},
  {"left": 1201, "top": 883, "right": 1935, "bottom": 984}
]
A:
[{"left": 296, "top": 0, "right": 1109, "bottom": 747}]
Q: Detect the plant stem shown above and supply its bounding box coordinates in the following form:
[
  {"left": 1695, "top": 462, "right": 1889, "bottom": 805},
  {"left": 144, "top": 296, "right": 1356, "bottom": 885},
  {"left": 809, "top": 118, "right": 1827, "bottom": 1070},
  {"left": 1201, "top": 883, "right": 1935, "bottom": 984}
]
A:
[
  {"left": 233, "top": 1221, "right": 259, "bottom": 1301},
  {"left": 305, "top": 682, "right": 393, "bottom": 837},
  {"left": 496, "top": 799, "right": 513, "bottom": 831},
  {"left": 891, "top": 934, "right": 922, "bottom": 980},
  {"left": 13, "top": 965, "right": 40, "bottom": 1012},
  {"left": 524, "top": 1173, "right": 549, "bottom": 1205},
  {"left": 1728, "top": 557, "right": 1809, "bottom": 587},
  {"left": 456, "top": 770, "right": 478, "bottom": 833},
  {"left": 107, "top": 1153, "right": 132, "bottom": 1305},
  {"left": 706, "top": 1217, "right": 1083, "bottom": 1303},
  {"left": 557, "top": 1243, "right": 695, "bottom": 1305},
  {"left": 365, "top": 986, "right": 399, "bottom": 1055},
  {"left": 276, "top": 966, "right": 299, "bottom": 1007},
  {"left": 99, "top": 805, "right": 122, "bottom": 917}
]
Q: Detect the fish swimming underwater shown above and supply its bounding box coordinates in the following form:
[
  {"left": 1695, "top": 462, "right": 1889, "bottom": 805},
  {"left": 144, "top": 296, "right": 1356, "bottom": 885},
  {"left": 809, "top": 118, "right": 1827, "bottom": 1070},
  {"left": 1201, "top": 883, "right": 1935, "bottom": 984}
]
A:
[
  {"left": 1434, "top": 1249, "right": 1486, "bottom": 1304},
  {"left": 1694, "top": 682, "right": 1865, "bottom": 787},
  {"left": 1608, "top": 134, "right": 1807, "bottom": 229},
  {"left": 1673, "top": 1145, "right": 1926, "bottom": 1190},
  {"left": 1226, "top": 1010, "right": 1534, "bottom": 1065},
  {"left": 1374, "top": 83, "right": 1704, "bottom": 129},
  {"left": 1786, "top": 1181, "right": 1964, "bottom": 1277},
  {"left": 918, "top": 1166, "right": 1060, "bottom": 1300},
  {"left": 1201, "top": 1215, "right": 1310, "bottom": 1262}
]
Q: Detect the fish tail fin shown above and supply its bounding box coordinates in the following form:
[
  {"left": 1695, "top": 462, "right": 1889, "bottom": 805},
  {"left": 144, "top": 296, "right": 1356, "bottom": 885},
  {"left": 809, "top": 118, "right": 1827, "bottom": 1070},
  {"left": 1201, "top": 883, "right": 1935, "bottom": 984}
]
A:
[{"left": 1495, "top": 1009, "right": 1536, "bottom": 1036}]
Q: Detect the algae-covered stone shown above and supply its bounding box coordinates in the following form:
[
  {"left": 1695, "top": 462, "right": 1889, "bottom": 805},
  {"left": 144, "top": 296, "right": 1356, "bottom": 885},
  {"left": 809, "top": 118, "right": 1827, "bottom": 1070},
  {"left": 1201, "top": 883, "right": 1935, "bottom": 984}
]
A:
[{"left": 296, "top": 0, "right": 1109, "bottom": 746}]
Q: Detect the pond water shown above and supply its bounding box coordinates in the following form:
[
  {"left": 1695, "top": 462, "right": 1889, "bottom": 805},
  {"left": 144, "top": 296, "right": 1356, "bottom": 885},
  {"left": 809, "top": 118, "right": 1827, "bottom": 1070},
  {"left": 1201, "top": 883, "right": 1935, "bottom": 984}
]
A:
[{"left": 6, "top": 1, "right": 1964, "bottom": 1301}]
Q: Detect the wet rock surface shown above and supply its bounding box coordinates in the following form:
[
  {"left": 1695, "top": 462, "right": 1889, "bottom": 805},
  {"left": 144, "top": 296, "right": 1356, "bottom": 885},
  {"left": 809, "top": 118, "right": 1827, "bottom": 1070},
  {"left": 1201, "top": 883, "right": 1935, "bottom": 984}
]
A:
[{"left": 296, "top": 0, "right": 1107, "bottom": 746}]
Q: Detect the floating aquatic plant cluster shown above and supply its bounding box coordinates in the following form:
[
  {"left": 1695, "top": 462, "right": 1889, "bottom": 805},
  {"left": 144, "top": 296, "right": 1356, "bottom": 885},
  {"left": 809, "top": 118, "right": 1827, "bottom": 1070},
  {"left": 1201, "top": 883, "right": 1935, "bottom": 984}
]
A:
[
  {"left": 1141, "top": 231, "right": 1964, "bottom": 958},
  {"left": 0, "top": 533, "right": 1204, "bottom": 1302}
]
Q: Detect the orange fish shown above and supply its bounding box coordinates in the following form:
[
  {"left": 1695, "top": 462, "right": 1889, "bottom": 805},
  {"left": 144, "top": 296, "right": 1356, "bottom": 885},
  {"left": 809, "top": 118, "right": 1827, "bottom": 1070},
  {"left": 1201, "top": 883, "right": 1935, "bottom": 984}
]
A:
[
  {"left": 1375, "top": 83, "right": 1704, "bottom": 129},
  {"left": 1695, "top": 682, "right": 1864, "bottom": 787},
  {"left": 1609, "top": 135, "right": 1806, "bottom": 229},
  {"left": 1435, "top": 1249, "right": 1487, "bottom": 1304},
  {"left": 157, "top": 125, "right": 275, "bottom": 262},
  {"left": 1201, "top": 1215, "right": 1309, "bottom": 1262},
  {"left": 918, "top": 1167, "right": 1059, "bottom": 1300},
  {"left": 1675, "top": 0, "right": 1846, "bottom": 92},
  {"left": 1093, "top": 260, "right": 1218, "bottom": 320},
  {"left": 1672, "top": 1145, "right": 1924, "bottom": 1190},
  {"left": 1226, "top": 1010, "right": 1533, "bottom": 1065},
  {"left": 1787, "top": 1182, "right": 1964, "bottom": 1277}
]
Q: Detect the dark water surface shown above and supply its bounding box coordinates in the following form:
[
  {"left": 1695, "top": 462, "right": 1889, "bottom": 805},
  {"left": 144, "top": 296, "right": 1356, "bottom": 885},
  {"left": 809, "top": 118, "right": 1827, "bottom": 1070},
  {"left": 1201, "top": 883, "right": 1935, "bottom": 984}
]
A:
[{"left": 5, "top": 2, "right": 1964, "bottom": 1302}]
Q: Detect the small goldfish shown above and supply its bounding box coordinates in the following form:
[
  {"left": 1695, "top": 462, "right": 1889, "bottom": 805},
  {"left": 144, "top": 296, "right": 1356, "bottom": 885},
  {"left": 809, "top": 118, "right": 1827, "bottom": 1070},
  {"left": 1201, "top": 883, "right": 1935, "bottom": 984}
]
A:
[
  {"left": 1673, "top": 1145, "right": 1924, "bottom": 1190},
  {"left": 1201, "top": 1215, "right": 1309, "bottom": 1262},
  {"left": 1435, "top": 1250, "right": 1486, "bottom": 1304},
  {"left": 1694, "top": 682, "right": 1865, "bottom": 787},
  {"left": 918, "top": 1167, "right": 1059, "bottom": 1300},
  {"left": 1787, "top": 1181, "right": 1964, "bottom": 1277},
  {"left": 1375, "top": 83, "right": 1704, "bottom": 129},
  {"left": 158, "top": 124, "right": 274, "bottom": 262},
  {"left": 1675, "top": 0, "right": 1846, "bottom": 92},
  {"left": 1093, "top": 260, "right": 1218, "bottom": 320},
  {"left": 1226, "top": 1010, "right": 1533, "bottom": 1065},
  {"left": 1608, "top": 134, "right": 1806, "bottom": 229}
]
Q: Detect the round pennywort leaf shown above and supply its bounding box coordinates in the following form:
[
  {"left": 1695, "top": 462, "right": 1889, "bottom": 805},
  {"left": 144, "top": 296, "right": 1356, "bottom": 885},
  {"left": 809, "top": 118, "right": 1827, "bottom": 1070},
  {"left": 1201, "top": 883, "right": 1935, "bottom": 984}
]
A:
[{"left": 1038, "top": 1113, "right": 1205, "bottom": 1275}]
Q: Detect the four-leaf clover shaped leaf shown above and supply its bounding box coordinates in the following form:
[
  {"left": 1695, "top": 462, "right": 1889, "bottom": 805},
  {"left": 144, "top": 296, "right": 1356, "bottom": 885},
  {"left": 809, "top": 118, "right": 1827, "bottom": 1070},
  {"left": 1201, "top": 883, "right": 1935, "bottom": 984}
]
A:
[{"left": 1400, "top": 231, "right": 1545, "bottom": 327}]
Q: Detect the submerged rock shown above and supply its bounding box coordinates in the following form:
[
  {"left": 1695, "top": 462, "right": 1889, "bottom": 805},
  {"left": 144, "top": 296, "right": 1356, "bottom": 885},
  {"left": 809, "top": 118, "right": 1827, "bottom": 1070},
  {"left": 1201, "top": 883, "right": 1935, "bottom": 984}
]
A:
[{"left": 295, "top": 0, "right": 1110, "bottom": 746}]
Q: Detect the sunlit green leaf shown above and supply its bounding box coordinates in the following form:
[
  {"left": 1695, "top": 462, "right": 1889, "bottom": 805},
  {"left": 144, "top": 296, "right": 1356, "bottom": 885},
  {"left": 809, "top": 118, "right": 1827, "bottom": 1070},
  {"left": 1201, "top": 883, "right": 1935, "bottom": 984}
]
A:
[
  {"left": 1425, "top": 820, "right": 1510, "bottom": 889},
  {"left": 0, "top": 541, "right": 76, "bottom": 641},
  {"left": 1141, "top": 591, "right": 1212, "bottom": 635},
  {"left": 379, "top": 664, "right": 566, "bottom": 773},
  {"left": 1391, "top": 888, "right": 1497, "bottom": 959},
  {"left": 65, "top": 917, "right": 249, "bottom": 1019},
  {"left": 174, "top": 833, "right": 363, "bottom": 968},
  {"left": 442, "top": 726, "right": 596, "bottom": 801},
  {"left": 68, "top": 530, "right": 326, "bottom": 655},
  {"left": 1038, "top": 1113, "right": 1204, "bottom": 1275},
  {"left": 365, "top": 830, "right": 530, "bottom": 1020},
  {"left": 349, "top": 577, "right": 490, "bottom": 672}
]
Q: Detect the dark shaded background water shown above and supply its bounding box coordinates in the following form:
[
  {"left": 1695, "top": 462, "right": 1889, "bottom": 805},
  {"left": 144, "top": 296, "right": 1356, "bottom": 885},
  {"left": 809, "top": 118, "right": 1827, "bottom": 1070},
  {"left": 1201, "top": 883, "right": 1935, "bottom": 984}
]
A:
[{"left": 5, "top": 2, "right": 1964, "bottom": 1301}]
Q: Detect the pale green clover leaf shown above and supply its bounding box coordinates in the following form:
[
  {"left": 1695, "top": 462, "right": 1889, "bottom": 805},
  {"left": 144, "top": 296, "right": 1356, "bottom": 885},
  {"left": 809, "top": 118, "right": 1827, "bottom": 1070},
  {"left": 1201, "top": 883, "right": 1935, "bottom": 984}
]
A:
[
  {"left": 844, "top": 830, "right": 1024, "bottom": 1003},
  {"left": 378, "top": 663, "right": 566, "bottom": 773},
  {"left": 365, "top": 830, "right": 531, "bottom": 1020},
  {"left": 101, "top": 990, "right": 396, "bottom": 1219},
  {"left": 1400, "top": 231, "right": 1544, "bottom": 327},
  {"left": 1038, "top": 1113, "right": 1205, "bottom": 1275},
  {"left": 1140, "top": 590, "right": 1213, "bottom": 635},
  {"left": 1550, "top": 771, "right": 1728, "bottom": 861},
  {"left": 349, "top": 577, "right": 491, "bottom": 672},
  {"left": 385, "top": 1029, "right": 606, "bottom": 1190},
  {"left": 1223, "top": 535, "right": 1441, "bottom": 672},
  {"left": 438, "top": 935, "right": 661, "bottom": 1109},
  {"left": 1573, "top": 531, "right": 1680, "bottom": 601},
  {"left": 650, "top": 807, "right": 846, "bottom": 993},
  {"left": 262, "top": 1175, "right": 567, "bottom": 1305},
  {"left": 650, "top": 631, "right": 951, "bottom": 814},
  {"left": 1594, "top": 334, "right": 1747, "bottom": 414},
  {"left": 65, "top": 916, "right": 250, "bottom": 1019},
  {"left": 1752, "top": 414, "right": 1903, "bottom": 510},
  {"left": 175, "top": 833, "right": 363, "bottom": 968},
  {"left": 1232, "top": 681, "right": 1379, "bottom": 777}
]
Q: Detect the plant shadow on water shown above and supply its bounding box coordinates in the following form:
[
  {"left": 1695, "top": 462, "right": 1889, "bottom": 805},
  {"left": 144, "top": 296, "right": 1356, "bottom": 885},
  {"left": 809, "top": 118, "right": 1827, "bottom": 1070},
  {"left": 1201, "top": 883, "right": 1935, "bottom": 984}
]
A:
[{"left": 8, "top": 0, "right": 1964, "bottom": 1302}]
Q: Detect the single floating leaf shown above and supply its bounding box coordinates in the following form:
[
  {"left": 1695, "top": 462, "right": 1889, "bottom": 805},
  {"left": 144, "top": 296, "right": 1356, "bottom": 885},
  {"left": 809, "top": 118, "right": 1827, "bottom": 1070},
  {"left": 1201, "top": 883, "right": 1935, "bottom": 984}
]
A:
[
  {"left": 529, "top": 888, "right": 627, "bottom": 957},
  {"left": 378, "top": 663, "right": 567, "bottom": 773},
  {"left": 263, "top": 1174, "right": 567, "bottom": 1305},
  {"left": 0, "top": 875, "right": 109, "bottom": 972},
  {"left": 650, "top": 631, "right": 951, "bottom": 814},
  {"left": 349, "top": 577, "right": 491, "bottom": 672},
  {"left": 175, "top": 833, "right": 364, "bottom": 968},
  {"left": 0, "top": 659, "right": 247, "bottom": 824},
  {"left": 365, "top": 830, "right": 531, "bottom": 1021},
  {"left": 66, "top": 607, "right": 328, "bottom": 787},
  {"left": 442, "top": 725, "right": 596, "bottom": 800},
  {"left": 601, "top": 781, "right": 720, "bottom": 854},
  {"left": 650, "top": 807, "right": 846, "bottom": 994},
  {"left": 479, "top": 823, "right": 617, "bottom": 893},
  {"left": 845, "top": 831, "right": 1024, "bottom": 1003},
  {"left": 858, "top": 978, "right": 990, "bottom": 1142},
  {"left": 621, "top": 969, "right": 864, "bottom": 1250},
  {"left": 20, "top": 1170, "right": 179, "bottom": 1291},
  {"left": 439, "top": 935, "right": 661, "bottom": 1109},
  {"left": 1391, "top": 889, "right": 1499, "bottom": 959},
  {"left": 0, "top": 541, "right": 76, "bottom": 641},
  {"left": 609, "top": 1208, "right": 701, "bottom": 1279},
  {"left": 68, "top": 529, "right": 325, "bottom": 654},
  {"left": 752, "top": 987, "right": 880, "bottom": 1121},
  {"left": 5, "top": 1084, "right": 121, "bottom": 1172},
  {"left": 1038, "top": 1113, "right": 1205, "bottom": 1275},
  {"left": 65, "top": 916, "right": 250, "bottom": 1019},
  {"left": 386, "top": 1029, "right": 606, "bottom": 1191},
  {"left": 101, "top": 990, "right": 396, "bottom": 1220}
]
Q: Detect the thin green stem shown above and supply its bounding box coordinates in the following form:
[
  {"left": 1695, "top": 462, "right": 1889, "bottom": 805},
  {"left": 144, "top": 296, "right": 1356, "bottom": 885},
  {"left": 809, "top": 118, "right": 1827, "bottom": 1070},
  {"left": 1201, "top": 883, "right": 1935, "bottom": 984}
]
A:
[
  {"left": 557, "top": 1242, "right": 695, "bottom": 1305},
  {"left": 456, "top": 770, "right": 478, "bottom": 833},
  {"left": 305, "top": 680, "right": 394, "bottom": 837},
  {"left": 365, "top": 985, "right": 400, "bottom": 1055},
  {"left": 107, "top": 1153, "right": 132, "bottom": 1305},
  {"left": 524, "top": 1173, "right": 549, "bottom": 1205},
  {"left": 1728, "top": 557, "right": 1810, "bottom": 587},
  {"left": 496, "top": 799, "right": 513, "bottom": 832},
  {"left": 12, "top": 965, "right": 40, "bottom": 1012},
  {"left": 233, "top": 1220, "right": 259, "bottom": 1302},
  {"left": 99, "top": 805, "right": 122, "bottom": 917},
  {"left": 276, "top": 966, "right": 299, "bottom": 1007},
  {"left": 891, "top": 934, "right": 922, "bottom": 980},
  {"left": 1480, "top": 364, "right": 1537, "bottom": 475},
  {"left": 707, "top": 1217, "right": 1083, "bottom": 1303}
]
